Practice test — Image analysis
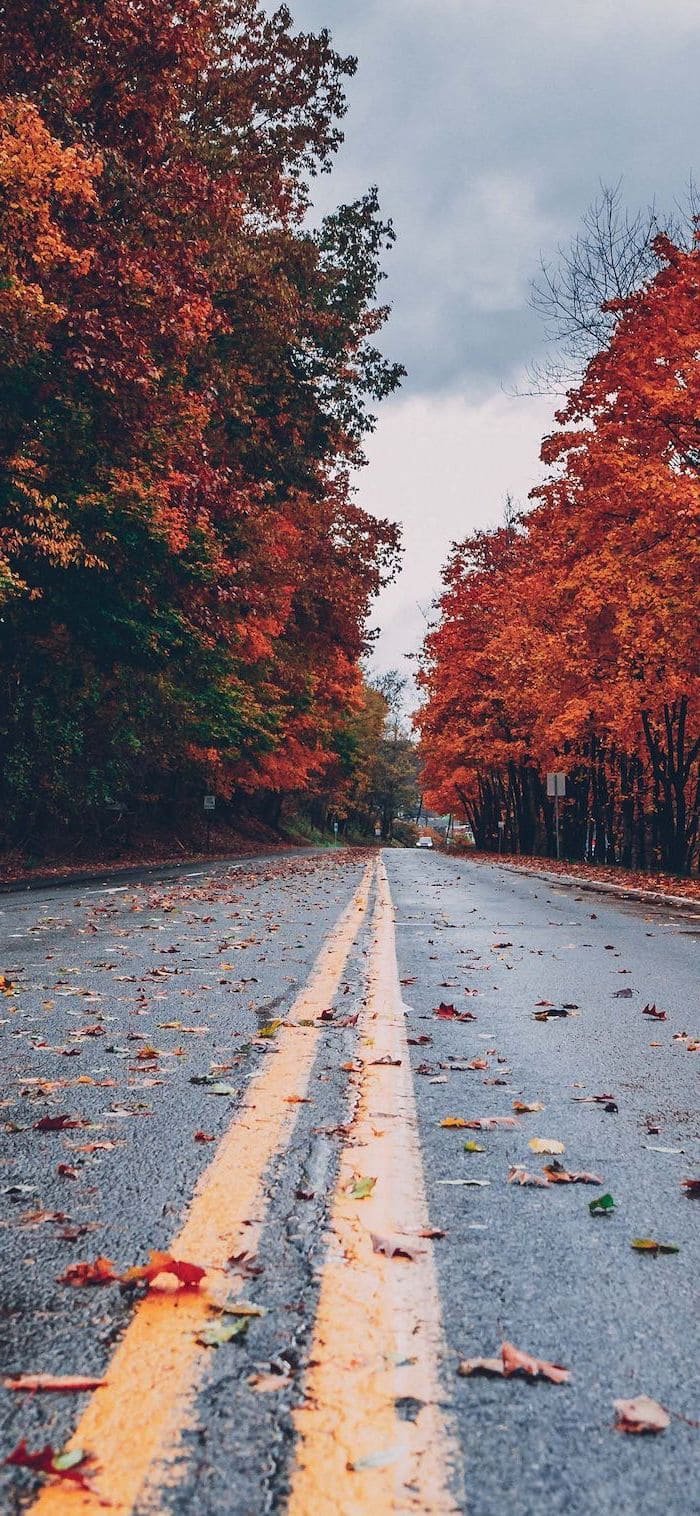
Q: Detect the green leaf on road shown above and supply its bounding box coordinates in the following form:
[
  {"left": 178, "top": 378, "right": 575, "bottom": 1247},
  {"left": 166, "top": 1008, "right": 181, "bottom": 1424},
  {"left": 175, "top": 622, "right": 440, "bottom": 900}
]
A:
[
  {"left": 589, "top": 1193, "right": 616, "bottom": 1215},
  {"left": 464, "top": 1141, "right": 485, "bottom": 1152},
  {"left": 53, "top": 1449, "right": 87, "bottom": 1472},
  {"left": 197, "top": 1317, "right": 250, "bottom": 1347},
  {"left": 349, "top": 1176, "right": 376, "bottom": 1199},
  {"left": 258, "top": 1019, "right": 283, "bottom": 1039}
]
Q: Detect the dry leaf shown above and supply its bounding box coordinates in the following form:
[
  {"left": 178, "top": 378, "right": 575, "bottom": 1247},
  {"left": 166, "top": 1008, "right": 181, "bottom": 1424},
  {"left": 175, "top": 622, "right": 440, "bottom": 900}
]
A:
[
  {"left": 57, "top": 1256, "right": 118, "bottom": 1287},
  {"left": 513, "top": 1100, "right": 545, "bottom": 1114},
  {"left": 614, "top": 1395, "right": 669, "bottom": 1433},
  {"left": 369, "top": 1230, "right": 421, "bottom": 1261},
  {"left": 528, "top": 1137, "right": 565, "bottom": 1155},
  {"left": 502, "top": 1341, "right": 570, "bottom": 1383}
]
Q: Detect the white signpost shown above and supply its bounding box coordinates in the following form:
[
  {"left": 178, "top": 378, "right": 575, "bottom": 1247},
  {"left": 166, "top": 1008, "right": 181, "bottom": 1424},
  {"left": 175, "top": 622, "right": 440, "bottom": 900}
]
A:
[
  {"left": 203, "top": 794, "right": 215, "bottom": 849},
  {"left": 546, "top": 772, "right": 566, "bottom": 860}
]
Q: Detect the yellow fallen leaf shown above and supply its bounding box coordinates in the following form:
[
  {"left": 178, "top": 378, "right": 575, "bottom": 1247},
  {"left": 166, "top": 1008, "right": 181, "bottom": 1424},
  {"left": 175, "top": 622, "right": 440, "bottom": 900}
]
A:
[
  {"left": 440, "top": 1117, "right": 469, "bottom": 1128},
  {"left": 528, "top": 1137, "right": 565, "bottom": 1155}
]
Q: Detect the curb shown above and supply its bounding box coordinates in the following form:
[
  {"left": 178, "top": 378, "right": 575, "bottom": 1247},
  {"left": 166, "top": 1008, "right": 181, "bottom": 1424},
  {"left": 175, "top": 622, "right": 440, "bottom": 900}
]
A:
[{"left": 479, "top": 860, "right": 700, "bottom": 915}]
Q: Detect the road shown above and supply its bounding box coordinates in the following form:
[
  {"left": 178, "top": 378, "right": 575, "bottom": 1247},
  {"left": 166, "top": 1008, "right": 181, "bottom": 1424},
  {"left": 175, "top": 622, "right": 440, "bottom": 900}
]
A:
[{"left": 0, "top": 847, "right": 697, "bottom": 1515}]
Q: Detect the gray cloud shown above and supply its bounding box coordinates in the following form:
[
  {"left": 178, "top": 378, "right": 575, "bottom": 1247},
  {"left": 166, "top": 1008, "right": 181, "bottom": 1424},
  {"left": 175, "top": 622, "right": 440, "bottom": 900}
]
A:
[
  {"left": 288, "top": 1, "right": 699, "bottom": 695},
  {"left": 292, "top": 0, "right": 699, "bottom": 396}
]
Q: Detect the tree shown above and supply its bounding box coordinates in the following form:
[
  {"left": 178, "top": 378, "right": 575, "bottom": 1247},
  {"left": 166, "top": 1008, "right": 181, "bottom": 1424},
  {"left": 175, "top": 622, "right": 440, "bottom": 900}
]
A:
[{"left": 0, "top": 1, "right": 402, "bottom": 847}]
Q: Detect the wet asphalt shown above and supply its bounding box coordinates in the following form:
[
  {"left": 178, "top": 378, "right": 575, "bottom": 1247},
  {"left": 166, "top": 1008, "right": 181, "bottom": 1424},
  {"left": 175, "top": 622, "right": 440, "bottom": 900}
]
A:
[{"left": 0, "top": 846, "right": 698, "bottom": 1515}]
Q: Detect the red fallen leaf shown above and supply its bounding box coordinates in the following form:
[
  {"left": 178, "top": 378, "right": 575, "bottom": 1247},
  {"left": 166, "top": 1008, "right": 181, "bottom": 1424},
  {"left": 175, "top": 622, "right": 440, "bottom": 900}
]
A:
[
  {"left": 434, "top": 1003, "right": 476, "bottom": 1021},
  {"left": 57, "top": 1164, "right": 79, "bottom": 1180},
  {"left": 467, "top": 1058, "right": 489, "bottom": 1071},
  {"left": 3, "top": 1438, "right": 94, "bottom": 1487},
  {"left": 535, "top": 1000, "right": 554, "bottom": 1007},
  {"left": 58, "top": 1256, "right": 118, "bottom": 1287},
  {"left": 407, "top": 1034, "right": 432, "bottom": 1045},
  {"left": 34, "top": 1114, "right": 86, "bottom": 1132},
  {"left": 332, "top": 1014, "right": 358, "bottom": 1028},
  {"left": 369, "top": 1230, "right": 422, "bottom": 1261},
  {"left": 642, "top": 1003, "right": 667, "bottom": 1021},
  {"left": 681, "top": 1177, "right": 700, "bottom": 1197},
  {"left": 613, "top": 1395, "right": 669, "bottom": 1434},
  {"left": 194, "top": 1130, "right": 216, "bottom": 1143},
  {"left": 74, "top": 1024, "right": 105, "bottom": 1037},
  {"left": 121, "top": 1250, "right": 205, "bottom": 1288},
  {"left": 295, "top": 1188, "right": 315, "bottom": 1201},
  {"left": 417, "top": 1226, "right": 447, "bottom": 1239},
  {"left": 502, "top": 1341, "right": 570, "bottom": 1383},
  {"left": 368, "top": 1055, "right": 401, "bottom": 1066},
  {"left": 3, "top": 1374, "right": 107, "bottom": 1393},
  {"left": 319, "top": 1008, "right": 335, "bottom": 1021}
]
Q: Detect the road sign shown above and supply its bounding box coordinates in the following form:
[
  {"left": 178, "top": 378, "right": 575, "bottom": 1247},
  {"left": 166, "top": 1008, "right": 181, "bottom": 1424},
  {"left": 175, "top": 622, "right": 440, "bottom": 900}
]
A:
[
  {"left": 374, "top": 823, "right": 381, "bottom": 838},
  {"left": 203, "top": 795, "right": 216, "bottom": 811},
  {"left": 546, "top": 774, "right": 566, "bottom": 860}
]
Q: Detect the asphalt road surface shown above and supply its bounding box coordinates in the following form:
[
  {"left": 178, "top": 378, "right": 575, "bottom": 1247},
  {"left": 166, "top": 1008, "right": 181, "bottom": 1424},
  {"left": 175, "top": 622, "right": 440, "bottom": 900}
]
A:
[{"left": 0, "top": 847, "right": 697, "bottom": 1516}]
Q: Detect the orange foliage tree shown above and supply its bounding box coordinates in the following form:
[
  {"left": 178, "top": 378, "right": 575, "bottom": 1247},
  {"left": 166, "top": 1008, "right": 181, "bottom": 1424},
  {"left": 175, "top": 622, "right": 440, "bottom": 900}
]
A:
[
  {"left": 0, "top": 1, "right": 402, "bottom": 845},
  {"left": 418, "top": 233, "right": 700, "bottom": 875}
]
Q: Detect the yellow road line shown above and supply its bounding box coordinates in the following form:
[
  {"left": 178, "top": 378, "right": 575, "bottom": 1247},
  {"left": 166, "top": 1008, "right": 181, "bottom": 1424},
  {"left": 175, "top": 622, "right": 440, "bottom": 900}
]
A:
[
  {"left": 27, "top": 863, "right": 375, "bottom": 1516},
  {"left": 288, "top": 858, "right": 463, "bottom": 1516}
]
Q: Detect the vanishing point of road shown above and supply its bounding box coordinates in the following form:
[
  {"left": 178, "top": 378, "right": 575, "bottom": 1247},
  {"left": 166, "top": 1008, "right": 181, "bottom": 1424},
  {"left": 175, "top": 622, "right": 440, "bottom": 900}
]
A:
[{"left": 1, "top": 847, "right": 697, "bottom": 1515}]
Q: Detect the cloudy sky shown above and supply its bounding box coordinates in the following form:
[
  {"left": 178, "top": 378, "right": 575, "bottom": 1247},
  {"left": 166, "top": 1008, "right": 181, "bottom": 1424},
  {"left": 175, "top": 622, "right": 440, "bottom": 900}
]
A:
[{"left": 291, "top": 0, "right": 699, "bottom": 699}]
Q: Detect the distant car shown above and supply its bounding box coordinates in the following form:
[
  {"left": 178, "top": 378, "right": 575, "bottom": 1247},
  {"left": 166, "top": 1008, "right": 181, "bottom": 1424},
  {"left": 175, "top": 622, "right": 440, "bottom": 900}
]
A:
[{"left": 416, "top": 835, "right": 434, "bottom": 849}]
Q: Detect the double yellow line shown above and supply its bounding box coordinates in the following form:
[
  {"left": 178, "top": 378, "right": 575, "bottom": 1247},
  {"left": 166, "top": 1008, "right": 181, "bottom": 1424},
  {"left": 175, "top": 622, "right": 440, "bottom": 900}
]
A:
[{"left": 28, "top": 859, "right": 462, "bottom": 1516}]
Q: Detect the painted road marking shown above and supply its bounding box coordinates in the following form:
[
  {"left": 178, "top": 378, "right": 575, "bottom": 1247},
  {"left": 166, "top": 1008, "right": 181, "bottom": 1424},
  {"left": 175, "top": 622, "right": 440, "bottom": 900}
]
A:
[
  {"left": 288, "top": 859, "right": 463, "bottom": 1516},
  {"left": 27, "top": 863, "right": 374, "bottom": 1516}
]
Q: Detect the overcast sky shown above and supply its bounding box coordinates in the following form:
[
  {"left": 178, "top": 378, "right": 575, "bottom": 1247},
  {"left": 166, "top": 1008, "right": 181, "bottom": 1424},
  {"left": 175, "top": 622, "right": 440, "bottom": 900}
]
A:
[{"left": 290, "top": 0, "right": 699, "bottom": 699}]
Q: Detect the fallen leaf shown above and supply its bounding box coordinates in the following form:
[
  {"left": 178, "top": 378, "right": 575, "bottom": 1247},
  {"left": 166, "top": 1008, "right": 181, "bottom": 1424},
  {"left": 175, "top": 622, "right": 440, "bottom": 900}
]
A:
[
  {"left": 434, "top": 1003, "right": 476, "bottom": 1022},
  {"left": 349, "top": 1176, "right": 376, "bottom": 1200},
  {"left": 369, "top": 1231, "right": 421, "bottom": 1260},
  {"left": 418, "top": 1226, "right": 447, "bottom": 1239},
  {"left": 258, "top": 1019, "right": 283, "bottom": 1038},
  {"left": 466, "top": 1058, "right": 489, "bottom": 1071},
  {"left": 502, "top": 1341, "right": 570, "bottom": 1383},
  {"left": 57, "top": 1256, "right": 118, "bottom": 1287},
  {"left": 228, "top": 1251, "right": 264, "bottom": 1278},
  {"left": 612, "top": 988, "right": 633, "bottom": 998},
  {"left": 121, "top": 1250, "right": 206, "bottom": 1288},
  {"left": 463, "top": 1116, "right": 518, "bottom": 1130},
  {"left": 56, "top": 1164, "right": 79, "bottom": 1180},
  {"left": 3, "top": 1375, "right": 107, "bottom": 1393},
  {"left": 541, "top": 1162, "right": 603, "bottom": 1185},
  {"left": 221, "top": 1300, "right": 265, "bottom": 1317},
  {"left": 642, "top": 1003, "right": 667, "bottom": 1021},
  {"left": 437, "top": 1178, "right": 490, "bottom": 1187},
  {"left": 3, "top": 1440, "right": 94, "bottom": 1487},
  {"left": 34, "top": 1114, "right": 87, "bottom": 1132},
  {"left": 196, "top": 1318, "right": 249, "bottom": 1347},
  {"left": 194, "top": 1130, "right": 216, "bottom": 1143},
  {"left": 681, "top": 1177, "right": 700, "bottom": 1197},
  {"left": 528, "top": 1138, "right": 565, "bottom": 1155},
  {"left": 440, "top": 1116, "right": 469, "bottom": 1129},
  {"left": 508, "top": 1166, "right": 550, "bottom": 1187},
  {"left": 513, "top": 1100, "right": 545, "bottom": 1114},
  {"left": 614, "top": 1395, "right": 669, "bottom": 1434},
  {"left": 458, "top": 1342, "right": 569, "bottom": 1384},
  {"left": 630, "top": 1238, "right": 679, "bottom": 1254},
  {"left": 464, "top": 1140, "right": 485, "bottom": 1153},
  {"left": 589, "top": 1193, "right": 616, "bottom": 1215},
  {"left": 457, "top": 1356, "right": 504, "bottom": 1377}
]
